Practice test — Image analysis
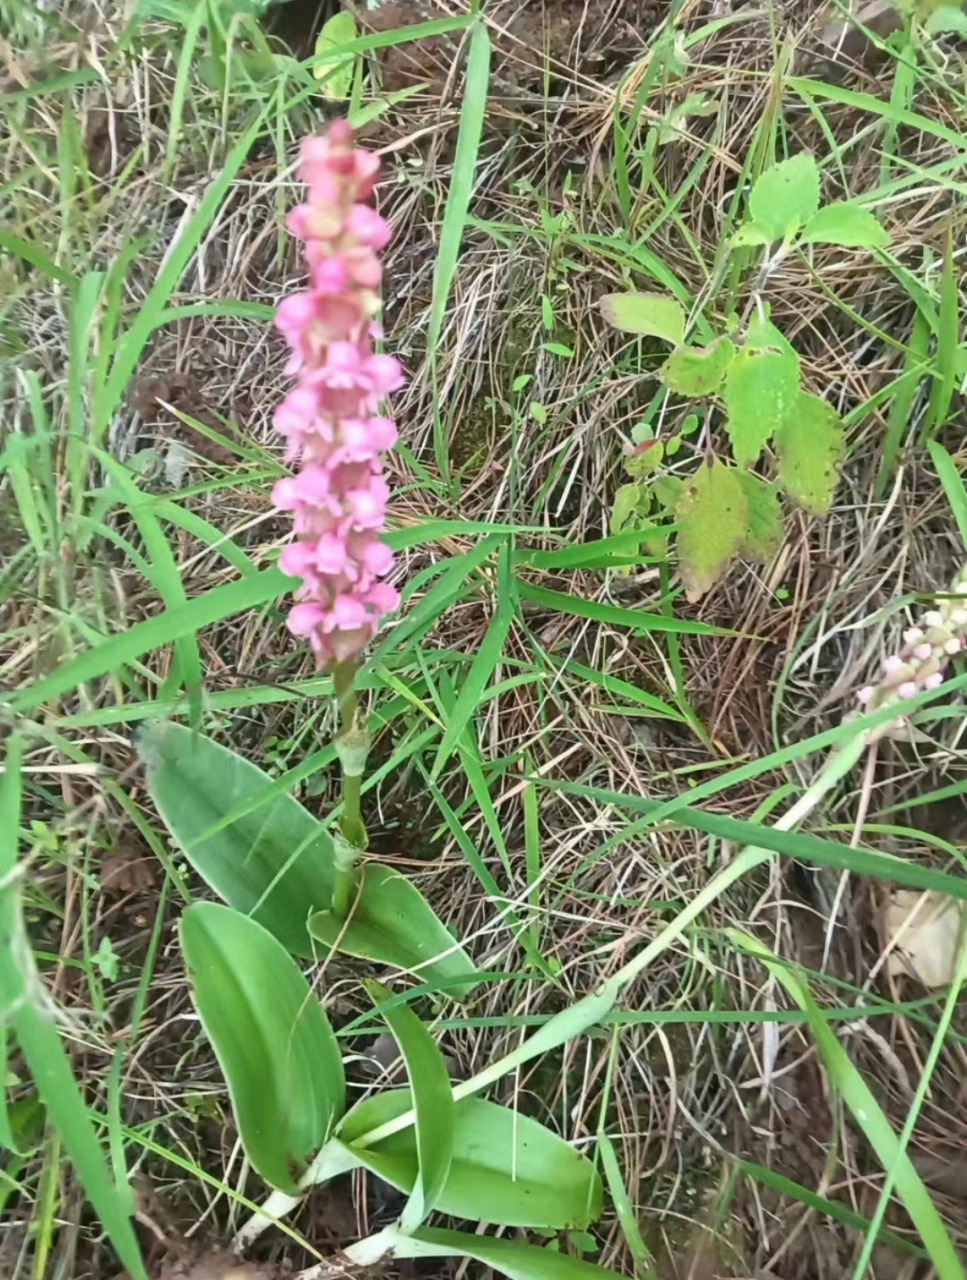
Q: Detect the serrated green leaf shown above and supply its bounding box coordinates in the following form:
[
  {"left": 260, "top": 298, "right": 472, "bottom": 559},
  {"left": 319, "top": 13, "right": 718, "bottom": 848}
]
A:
[
  {"left": 313, "top": 10, "right": 357, "bottom": 96},
  {"left": 800, "top": 202, "right": 889, "bottom": 249},
  {"left": 723, "top": 344, "right": 800, "bottom": 464},
  {"left": 180, "top": 903, "right": 344, "bottom": 1193},
  {"left": 737, "top": 473, "right": 783, "bottom": 560},
  {"left": 748, "top": 154, "right": 820, "bottom": 243},
  {"left": 675, "top": 459, "right": 748, "bottom": 602},
  {"left": 340, "top": 1090, "right": 603, "bottom": 1230},
  {"left": 141, "top": 722, "right": 334, "bottom": 956},
  {"left": 598, "top": 293, "right": 685, "bottom": 345},
  {"left": 661, "top": 338, "right": 735, "bottom": 396},
  {"left": 397, "top": 1226, "right": 617, "bottom": 1280},
  {"left": 363, "top": 983, "right": 454, "bottom": 1231},
  {"left": 308, "top": 864, "right": 478, "bottom": 998},
  {"left": 731, "top": 221, "right": 775, "bottom": 248},
  {"left": 774, "top": 392, "right": 844, "bottom": 516}
]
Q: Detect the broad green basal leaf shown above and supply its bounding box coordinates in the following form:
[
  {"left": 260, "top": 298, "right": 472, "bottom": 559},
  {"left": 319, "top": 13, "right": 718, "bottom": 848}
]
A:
[
  {"left": 723, "top": 343, "right": 799, "bottom": 465},
  {"left": 598, "top": 293, "right": 685, "bottom": 345},
  {"left": 800, "top": 202, "right": 889, "bottom": 249},
  {"left": 774, "top": 392, "right": 844, "bottom": 517},
  {"left": 308, "top": 863, "right": 478, "bottom": 998},
  {"left": 340, "top": 1089, "right": 603, "bottom": 1230},
  {"left": 364, "top": 981, "right": 454, "bottom": 1231},
  {"left": 675, "top": 458, "right": 747, "bottom": 603},
  {"left": 141, "top": 722, "right": 333, "bottom": 956},
  {"left": 748, "top": 153, "right": 820, "bottom": 243},
  {"left": 396, "top": 1226, "right": 618, "bottom": 1280},
  {"left": 736, "top": 473, "right": 783, "bottom": 562},
  {"left": 660, "top": 338, "right": 735, "bottom": 396},
  {"left": 180, "top": 902, "right": 344, "bottom": 1193}
]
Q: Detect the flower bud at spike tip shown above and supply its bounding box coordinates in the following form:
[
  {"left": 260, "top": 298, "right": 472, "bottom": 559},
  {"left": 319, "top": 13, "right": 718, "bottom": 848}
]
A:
[{"left": 272, "top": 121, "right": 401, "bottom": 669}]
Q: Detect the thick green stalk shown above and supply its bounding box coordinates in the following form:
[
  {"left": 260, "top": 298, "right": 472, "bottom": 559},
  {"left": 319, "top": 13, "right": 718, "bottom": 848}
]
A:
[{"left": 330, "top": 659, "right": 369, "bottom": 916}]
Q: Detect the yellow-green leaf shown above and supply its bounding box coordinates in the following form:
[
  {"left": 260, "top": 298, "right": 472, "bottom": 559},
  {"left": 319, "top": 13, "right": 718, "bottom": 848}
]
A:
[
  {"left": 661, "top": 338, "right": 735, "bottom": 396},
  {"left": 675, "top": 458, "right": 748, "bottom": 602},
  {"left": 598, "top": 293, "right": 685, "bottom": 345},
  {"left": 748, "top": 154, "right": 820, "bottom": 243},
  {"left": 737, "top": 473, "right": 783, "bottom": 561},
  {"left": 774, "top": 392, "right": 844, "bottom": 516},
  {"left": 723, "top": 345, "right": 799, "bottom": 465},
  {"left": 313, "top": 10, "right": 357, "bottom": 97},
  {"left": 800, "top": 202, "right": 889, "bottom": 249}
]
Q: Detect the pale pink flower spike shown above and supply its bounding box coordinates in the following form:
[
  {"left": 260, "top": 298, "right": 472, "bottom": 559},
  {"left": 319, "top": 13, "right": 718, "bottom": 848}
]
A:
[{"left": 273, "top": 121, "right": 402, "bottom": 669}]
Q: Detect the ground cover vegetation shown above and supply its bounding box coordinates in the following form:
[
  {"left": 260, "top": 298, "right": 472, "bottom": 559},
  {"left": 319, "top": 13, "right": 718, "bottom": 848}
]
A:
[{"left": 3, "top": 2, "right": 967, "bottom": 1279}]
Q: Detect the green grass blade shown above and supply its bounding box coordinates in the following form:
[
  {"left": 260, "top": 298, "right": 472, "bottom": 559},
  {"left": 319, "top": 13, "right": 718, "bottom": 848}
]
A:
[
  {"left": 9, "top": 568, "right": 288, "bottom": 714},
  {"left": 94, "top": 110, "right": 266, "bottom": 439},
  {"left": 430, "top": 543, "right": 515, "bottom": 779},
  {"left": 730, "top": 931, "right": 962, "bottom": 1280},
  {"left": 0, "top": 231, "right": 73, "bottom": 286},
  {"left": 922, "top": 233, "right": 959, "bottom": 443},
  {"left": 875, "top": 308, "right": 929, "bottom": 498},
  {"left": 544, "top": 776, "right": 967, "bottom": 902},
  {"left": 97, "top": 452, "right": 203, "bottom": 727},
  {"left": 518, "top": 581, "right": 726, "bottom": 635},
  {"left": 429, "top": 18, "right": 490, "bottom": 480},
  {"left": 0, "top": 741, "right": 148, "bottom": 1280},
  {"left": 928, "top": 441, "right": 967, "bottom": 554}
]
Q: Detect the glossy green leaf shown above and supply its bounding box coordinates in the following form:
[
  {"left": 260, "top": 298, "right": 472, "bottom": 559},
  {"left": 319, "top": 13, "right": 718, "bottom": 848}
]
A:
[
  {"left": 675, "top": 458, "right": 748, "bottom": 602},
  {"left": 800, "top": 202, "right": 889, "bottom": 249},
  {"left": 309, "top": 863, "right": 478, "bottom": 998},
  {"left": 598, "top": 292, "right": 685, "bottom": 344},
  {"left": 340, "top": 1089, "right": 602, "bottom": 1229},
  {"left": 180, "top": 902, "right": 344, "bottom": 1192},
  {"left": 142, "top": 722, "right": 333, "bottom": 956},
  {"left": 660, "top": 338, "right": 735, "bottom": 396},
  {"left": 396, "top": 1226, "right": 618, "bottom": 1280},
  {"left": 723, "top": 344, "right": 799, "bottom": 465},
  {"left": 737, "top": 473, "right": 783, "bottom": 561},
  {"left": 364, "top": 982, "right": 453, "bottom": 1230},
  {"left": 774, "top": 392, "right": 844, "bottom": 516},
  {"left": 748, "top": 154, "right": 820, "bottom": 242}
]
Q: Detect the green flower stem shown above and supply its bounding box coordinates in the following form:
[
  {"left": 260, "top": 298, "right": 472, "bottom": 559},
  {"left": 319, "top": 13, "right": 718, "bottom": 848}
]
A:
[{"left": 330, "top": 659, "right": 369, "bottom": 917}]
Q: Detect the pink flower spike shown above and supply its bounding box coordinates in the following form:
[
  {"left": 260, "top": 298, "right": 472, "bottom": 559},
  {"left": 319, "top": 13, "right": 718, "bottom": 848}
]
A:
[
  {"left": 274, "top": 121, "right": 401, "bottom": 670},
  {"left": 913, "top": 643, "right": 933, "bottom": 661},
  {"left": 897, "top": 681, "right": 918, "bottom": 699}
]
